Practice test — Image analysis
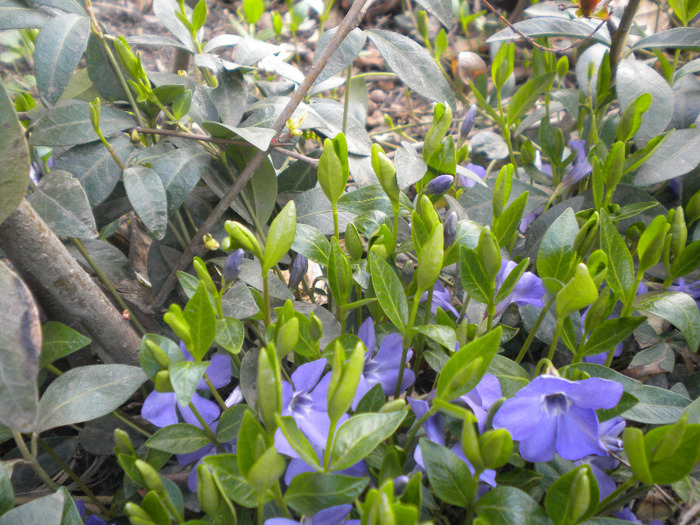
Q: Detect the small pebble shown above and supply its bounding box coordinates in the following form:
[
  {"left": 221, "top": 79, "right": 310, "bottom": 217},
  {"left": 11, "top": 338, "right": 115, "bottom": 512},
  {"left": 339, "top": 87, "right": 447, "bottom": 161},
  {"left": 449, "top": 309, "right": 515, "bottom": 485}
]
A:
[{"left": 370, "top": 89, "right": 387, "bottom": 103}]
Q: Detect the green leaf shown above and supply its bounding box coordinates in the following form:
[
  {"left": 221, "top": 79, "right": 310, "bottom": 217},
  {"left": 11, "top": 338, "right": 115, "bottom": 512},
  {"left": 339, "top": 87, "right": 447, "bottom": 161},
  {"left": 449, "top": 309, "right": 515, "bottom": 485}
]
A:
[
  {"left": 34, "top": 13, "right": 89, "bottom": 107},
  {"left": 644, "top": 424, "right": 700, "bottom": 484},
  {"left": 634, "top": 291, "right": 700, "bottom": 351},
  {"left": 0, "top": 492, "right": 64, "bottom": 525},
  {"left": 0, "top": 1, "right": 52, "bottom": 29},
  {"left": 413, "top": 0, "right": 454, "bottom": 27},
  {"left": 486, "top": 354, "right": 529, "bottom": 397},
  {"left": 29, "top": 100, "right": 136, "bottom": 147},
  {"left": 177, "top": 271, "right": 199, "bottom": 298},
  {"left": 263, "top": 200, "right": 296, "bottom": 271},
  {"left": 169, "top": 360, "right": 209, "bottom": 407},
  {"left": 672, "top": 239, "right": 700, "bottom": 278},
  {"left": 217, "top": 404, "right": 252, "bottom": 442},
  {"left": 370, "top": 253, "right": 408, "bottom": 331},
  {"left": 52, "top": 136, "right": 134, "bottom": 205},
  {"left": 537, "top": 208, "right": 579, "bottom": 295},
  {"left": 420, "top": 439, "right": 472, "bottom": 507},
  {"left": 544, "top": 464, "right": 598, "bottom": 525},
  {"left": 276, "top": 415, "right": 320, "bottom": 470},
  {"left": 459, "top": 246, "right": 492, "bottom": 304},
  {"left": 215, "top": 318, "right": 244, "bottom": 355},
  {"left": 284, "top": 472, "right": 368, "bottom": 516},
  {"left": 203, "top": 454, "right": 258, "bottom": 508},
  {"left": 0, "top": 78, "right": 30, "bottom": 225},
  {"left": 507, "top": 74, "right": 554, "bottom": 126},
  {"left": 146, "top": 423, "right": 211, "bottom": 454},
  {"left": 338, "top": 184, "right": 412, "bottom": 218},
  {"left": 330, "top": 410, "right": 407, "bottom": 471},
  {"left": 37, "top": 364, "right": 146, "bottom": 432},
  {"left": 367, "top": 29, "right": 455, "bottom": 109},
  {"left": 494, "top": 191, "right": 529, "bottom": 248},
  {"left": 40, "top": 321, "right": 91, "bottom": 368},
  {"left": 581, "top": 317, "right": 646, "bottom": 358},
  {"left": 314, "top": 27, "right": 367, "bottom": 84},
  {"left": 139, "top": 334, "right": 183, "bottom": 381},
  {"left": 437, "top": 327, "right": 501, "bottom": 401},
  {"left": 150, "top": 147, "right": 211, "bottom": 215},
  {"left": 635, "top": 129, "right": 700, "bottom": 185},
  {"left": 228, "top": 145, "right": 278, "bottom": 223},
  {"left": 412, "top": 324, "right": 456, "bottom": 351},
  {"left": 488, "top": 17, "right": 610, "bottom": 45},
  {"left": 27, "top": 170, "right": 97, "bottom": 238},
  {"left": 632, "top": 27, "right": 700, "bottom": 51},
  {"left": 616, "top": 58, "right": 673, "bottom": 146},
  {"left": 0, "top": 261, "right": 40, "bottom": 432},
  {"left": 246, "top": 446, "right": 286, "bottom": 495},
  {"left": 0, "top": 463, "right": 14, "bottom": 515},
  {"left": 123, "top": 166, "right": 168, "bottom": 240},
  {"left": 476, "top": 485, "right": 552, "bottom": 525},
  {"left": 600, "top": 209, "right": 635, "bottom": 302},
  {"left": 291, "top": 223, "right": 331, "bottom": 265},
  {"left": 183, "top": 282, "right": 217, "bottom": 360}
]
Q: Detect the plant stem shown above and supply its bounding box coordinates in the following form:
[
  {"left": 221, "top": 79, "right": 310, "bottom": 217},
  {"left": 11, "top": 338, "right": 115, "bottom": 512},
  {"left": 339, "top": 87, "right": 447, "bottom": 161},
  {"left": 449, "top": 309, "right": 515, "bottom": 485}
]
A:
[
  {"left": 396, "top": 294, "right": 421, "bottom": 398},
  {"left": 546, "top": 319, "right": 564, "bottom": 362},
  {"left": 403, "top": 406, "right": 435, "bottom": 454},
  {"left": 515, "top": 296, "right": 555, "bottom": 364},
  {"left": 263, "top": 271, "right": 271, "bottom": 327},
  {"left": 323, "top": 418, "right": 339, "bottom": 470},
  {"left": 204, "top": 373, "right": 228, "bottom": 410},
  {"left": 609, "top": 0, "right": 643, "bottom": 76},
  {"left": 11, "top": 430, "right": 58, "bottom": 491},
  {"left": 342, "top": 64, "right": 353, "bottom": 134}
]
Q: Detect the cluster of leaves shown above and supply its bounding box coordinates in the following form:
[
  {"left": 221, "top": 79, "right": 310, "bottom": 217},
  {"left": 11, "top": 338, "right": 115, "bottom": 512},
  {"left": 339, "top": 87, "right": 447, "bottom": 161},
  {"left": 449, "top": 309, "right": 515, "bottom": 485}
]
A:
[{"left": 1, "top": 0, "right": 700, "bottom": 524}]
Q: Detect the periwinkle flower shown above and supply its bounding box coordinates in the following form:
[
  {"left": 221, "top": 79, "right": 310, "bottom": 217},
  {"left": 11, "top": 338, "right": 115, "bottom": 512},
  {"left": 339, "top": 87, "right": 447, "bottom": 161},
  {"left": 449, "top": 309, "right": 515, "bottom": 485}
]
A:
[
  {"left": 75, "top": 500, "right": 115, "bottom": 525},
  {"left": 519, "top": 204, "right": 545, "bottom": 234},
  {"left": 458, "top": 374, "right": 502, "bottom": 432},
  {"left": 494, "top": 260, "right": 545, "bottom": 315},
  {"left": 288, "top": 253, "right": 308, "bottom": 289},
  {"left": 223, "top": 248, "right": 244, "bottom": 282},
  {"left": 421, "top": 281, "right": 459, "bottom": 317},
  {"left": 493, "top": 375, "right": 624, "bottom": 462},
  {"left": 460, "top": 104, "right": 477, "bottom": 140},
  {"left": 576, "top": 417, "right": 626, "bottom": 500},
  {"left": 265, "top": 504, "right": 359, "bottom": 525},
  {"left": 443, "top": 211, "right": 458, "bottom": 249},
  {"left": 141, "top": 342, "right": 231, "bottom": 428},
  {"left": 353, "top": 317, "right": 415, "bottom": 405},
  {"left": 560, "top": 140, "right": 592, "bottom": 188},
  {"left": 425, "top": 174, "right": 454, "bottom": 196},
  {"left": 458, "top": 163, "right": 486, "bottom": 189},
  {"left": 669, "top": 278, "right": 700, "bottom": 310}
]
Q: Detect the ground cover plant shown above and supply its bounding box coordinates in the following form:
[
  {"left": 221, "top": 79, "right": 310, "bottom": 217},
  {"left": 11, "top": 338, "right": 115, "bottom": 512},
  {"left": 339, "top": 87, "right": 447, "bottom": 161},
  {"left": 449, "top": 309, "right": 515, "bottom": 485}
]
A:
[{"left": 0, "top": 0, "right": 699, "bottom": 523}]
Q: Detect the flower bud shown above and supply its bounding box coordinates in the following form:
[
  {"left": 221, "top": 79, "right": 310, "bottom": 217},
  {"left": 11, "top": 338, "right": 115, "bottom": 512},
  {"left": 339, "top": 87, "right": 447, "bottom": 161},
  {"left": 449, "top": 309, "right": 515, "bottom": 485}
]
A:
[
  {"left": 416, "top": 224, "right": 444, "bottom": 293},
  {"left": 476, "top": 227, "right": 501, "bottom": 283},
  {"left": 638, "top": 215, "right": 670, "bottom": 273},
  {"left": 114, "top": 428, "right": 136, "bottom": 456},
  {"left": 461, "top": 413, "right": 485, "bottom": 471},
  {"left": 223, "top": 248, "right": 244, "bottom": 283},
  {"left": 556, "top": 263, "right": 599, "bottom": 319},
  {"left": 568, "top": 468, "right": 592, "bottom": 523},
  {"left": 327, "top": 340, "right": 364, "bottom": 421},
  {"left": 479, "top": 428, "right": 513, "bottom": 469},
  {"left": 224, "top": 221, "right": 263, "bottom": 260},
  {"left": 345, "top": 223, "right": 364, "bottom": 260},
  {"left": 197, "top": 464, "right": 221, "bottom": 516},
  {"left": 425, "top": 174, "right": 454, "bottom": 196},
  {"left": 667, "top": 206, "right": 687, "bottom": 260},
  {"left": 460, "top": 104, "right": 477, "bottom": 140},
  {"left": 145, "top": 339, "right": 170, "bottom": 369},
  {"left": 309, "top": 311, "right": 323, "bottom": 342},
  {"left": 124, "top": 502, "right": 153, "bottom": 523},
  {"left": 154, "top": 370, "right": 173, "bottom": 393},
  {"left": 135, "top": 459, "right": 165, "bottom": 494},
  {"left": 257, "top": 345, "right": 282, "bottom": 432},
  {"left": 443, "top": 212, "right": 458, "bottom": 249},
  {"left": 275, "top": 317, "right": 299, "bottom": 359},
  {"left": 372, "top": 144, "right": 400, "bottom": 203},
  {"left": 288, "top": 254, "right": 308, "bottom": 289},
  {"left": 202, "top": 233, "right": 219, "bottom": 251},
  {"left": 418, "top": 194, "right": 440, "bottom": 233}
]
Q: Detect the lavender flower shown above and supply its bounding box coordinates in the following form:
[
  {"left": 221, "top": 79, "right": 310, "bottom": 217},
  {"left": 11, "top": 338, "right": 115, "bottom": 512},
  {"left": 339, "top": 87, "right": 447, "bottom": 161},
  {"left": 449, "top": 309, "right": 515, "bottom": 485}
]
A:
[
  {"left": 141, "top": 343, "right": 231, "bottom": 428},
  {"left": 421, "top": 281, "right": 459, "bottom": 317},
  {"left": 223, "top": 248, "right": 244, "bottom": 282},
  {"left": 458, "top": 374, "right": 502, "bottom": 432},
  {"left": 460, "top": 104, "right": 477, "bottom": 140},
  {"left": 494, "top": 260, "right": 545, "bottom": 315},
  {"left": 425, "top": 174, "right": 454, "bottom": 196},
  {"left": 493, "top": 375, "right": 624, "bottom": 462},
  {"left": 443, "top": 211, "right": 458, "bottom": 249},
  {"left": 669, "top": 278, "right": 700, "bottom": 310},
  {"left": 266, "top": 504, "right": 359, "bottom": 525},
  {"left": 519, "top": 204, "right": 544, "bottom": 235},
  {"left": 560, "top": 140, "right": 592, "bottom": 188},
  {"left": 457, "top": 163, "right": 487, "bottom": 189},
  {"left": 288, "top": 253, "right": 308, "bottom": 289},
  {"left": 352, "top": 317, "right": 415, "bottom": 406}
]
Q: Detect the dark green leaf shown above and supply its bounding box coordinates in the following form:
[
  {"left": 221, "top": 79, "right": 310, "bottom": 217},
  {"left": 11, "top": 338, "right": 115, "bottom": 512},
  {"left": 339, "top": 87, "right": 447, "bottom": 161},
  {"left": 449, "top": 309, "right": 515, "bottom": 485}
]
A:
[
  {"left": 367, "top": 29, "right": 455, "bottom": 109},
  {"left": 420, "top": 439, "right": 472, "bottom": 507},
  {"left": 123, "top": 166, "right": 168, "bottom": 239},
  {"left": 203, "top": 454, "right": 258, "bottom": 508},
  {"left": 507, "top": 74, "right": 554, "bottom": 126},
  {"left": 314, "top": 27, "right": 367, "bottom": 84},
  {"left": 217, "top": 404, "right": 251, "bottom": 442},
  {"left": 291, "top": 223, "right": 331, "bottom": 265},
  {"left": 37, "top": 364, "right": 146, "bottom": 432},
  {"left": 488, "top": 18, "right": 610, "bottom": 45},
  {"left": 412, "top": 324, "right": 457, "bottom": 351},
  {"left": 537, "top": 207, "right": 578, "bottom": 295},
  {"left": 29, "top": 100, "right": 136, "bottom": 147},
  {"left": 370, "top": 252, "right": 409, "bottom": 331},
  {"left": 634, "top": 291, "right": 700, "bottom": 351},
  {"left": 152, "top": 0, "right": 196, "bottom": 51},
  {"left": 413, "top": 0, "right": 454, "bottom": 27},
  {"left": 221, "top": 281, "right": 260, "bottom": 319},
  {"left": 0, "top": 463, "right": 13, "bottom": 515},
  {"left": 276, "top": 416, "right": 321, "bottom": 470},
  {"left": 0, "top": 261, "right": 41, "bottom": 432},
  {"left": 635, "top": 129, "right": 700, "bottom": 185},
  {"left": 632, "top": 27, "right": 700, "bottom": 51},
  {"left": 0, "top": 492, "right": 64, "bottom": 525},
  {"left": 40, "top": 321, "right": 91, "bottom": 368},
  {"left": 146, "top": 423, "right": 211, "bottom": 454},
  {"left": 0, "top": 78, "right": 30, "bottom": 225},
  {"left": 183, "top": 282, "right": 217, "bottom": 360},
  {"left": 476, "top": 485, "right": 552, "bottom": 525},
  {"left": 284, "top": 472, "right": 368, "bottom": 516},
  {"left": 581, "top": 317, "right": 646, "bottom": 358},
  {"left": 34, "top": 13, "right": 89, "bottom": 107},
  {"left": 459, "top": 246, "right": 492, "bottom": 304},
  {"left": 600, "top": 209, "right": 634, "bottom": 302},
  {"left": 330, "top": 410, "right": 407, "bottom": 471},
  {"left": 150, "top": 147, "right": 210, "bottom": 215},
  {"left": 0, "top": 0, "right": 51, "bottom": 29},
  {"left": 168, "top": 360, "right": 209, "bottom": 407},
  {"left": 544, "top": 464, "right": 598, "bottom": 525},
  {"left": 293, "top": 186, "right": 355, "bottom": 236}
]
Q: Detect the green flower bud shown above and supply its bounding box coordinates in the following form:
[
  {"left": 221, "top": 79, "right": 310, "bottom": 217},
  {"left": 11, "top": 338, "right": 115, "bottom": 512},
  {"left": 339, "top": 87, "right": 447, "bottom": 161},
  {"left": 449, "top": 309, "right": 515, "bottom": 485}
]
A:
[
  {"left": 623, "top": 427, "right": 653, "bottom": 484},
  {"left": 193, "top": 256, "right": 217, "bottom": 297},
  {"left": 163, "top": 304, "right": 192, "bottom": 351},
  {"left": 372, "top": 144, "right": 400, "bottom": 203},
  {"left": 556, "top": 55, "right": 569, "bottom": 79},
  {"left": 638, "top": 215, "right": 670, "bottom": 273},
  {"left": 573, "top": 211, "right": 599, "bottom": 258},
  {"left": 345, "top": 222, "right": 364, "bottom": 260},
  {"left": 369, "top": 243, "right": 387, "bottom": 261},
  {"left": 327, "top": 340, "right": 365, "bottom": 421},
  {"left": 309, "top": 311, "right": 323, "bottom": 342},
  {"left": 197, "top": 464, "right": 221, "bottom": 516},
  {"left": 220, "top": 235, "right": 231, "bottom": 251},
  {"left": 145, "top": 339, "right": 170, "bottom": 369},
  {"left": 114, "top": 36, "right": 141, "bottom": 79},
  {"left": 418, "top": 194, "right": 440, "bottom": 234},
  {"left": 556, "top": 263, "right": 599, "bottom": 319},
  {"left": 124, "top": 502, "right": 154, "bottom": 522},
  {"left": 224, "top": 221, "right": 263, "bottom": 261},
  {"left": 461, "top": 413, "right": 485, "bottom": 471},
  {"left": 379, "top": 399, "right": 406, "bottom": 413},
  {"left": 479, "top": 428, "right": 513, "bottom": 469},
  {"left": 275, "top": 317, "right": 299, "bottom": 360},
  {"left": 135, "top": 459, "right": 165, "bottom": 494},
  {"left": 114, "top": 428, "right": 136, "bottom": 456},
  {"left": 568, "top": 468, "right": 592, "bottom": 523},
  {"left": 257, "top": 345, "right": 282, "bottom": 432},
  {"left": 416, "top": 224, "right": 444, "bottom": 293},
  {"left": 154, "top": 370, "right": 173, "bottom": 393},
  {"left": 476, "top": 227, "right": 501, "bottom": 283},
  {"left": 586, "top": 249, "right": 608, "bottom": 288},
  {"left": 89, "top": 98, "right": 101, "bottom": 133},
  {"left": 667, "top": 206, "right": 687, "bottom": 260}
]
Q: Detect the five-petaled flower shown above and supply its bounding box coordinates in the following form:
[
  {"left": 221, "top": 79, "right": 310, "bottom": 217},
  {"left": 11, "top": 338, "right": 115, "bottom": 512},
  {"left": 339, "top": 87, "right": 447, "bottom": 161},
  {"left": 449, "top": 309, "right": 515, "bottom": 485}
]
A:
[{"left": 493, "top": 375, "right": 623, "bottom": 462}]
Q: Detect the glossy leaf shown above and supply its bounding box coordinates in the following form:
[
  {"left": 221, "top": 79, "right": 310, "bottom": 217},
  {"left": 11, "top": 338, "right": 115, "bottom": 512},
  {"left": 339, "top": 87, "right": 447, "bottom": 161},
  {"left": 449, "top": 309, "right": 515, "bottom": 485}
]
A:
[
  {"left": 544, "top": 464, "right": 598, "bottom": 525},
  {"left": 276, "top": 415, "right": 320, "bottom": 470},
  {"left": 146, "top": 423, "right": 211, "bottom": 454},
  {"left": 634, "top": 291, "right": 700, "bottom": 351},
  {"left": 169, "top": 360, "right": 209, "bottom": 407},
  {"left": 183, "top": 282, "right": 217, "bottom": 361},
  {"left": 123, "top": 166, "right": 168, "bottom": 240},
  {"left": 412, "top": 324, "right": 457, "bottom": 352},
  {"left": 367, "top": 29, "right": 455, "bottom": 109},
  {"left": 37, "top": 364, "right": 146, "bottom": 432},
  {"left": 40, "top": 321, "right": 91, "bottom": 368},
  {"left": 476, "top": 486, "right": 552, "bottom": 525},
  {"left": 537, "top": 207, "right": 578, "bottom": 295},
  {"left": 370, "top": 252, "right": 408, "bottom": 331},
  {"left": 635, "top": 129, "right": 700, "bottom": 185},
  {"left": 330, "top": 410, "right": 407, "bottom": 471},
  {"left": 284, "top": 472, "right": 368, "bottom": 516},
  {"left": 291, "top": 223, "right": 331, "bottom": 265},
  {"left": 263, "top": 200, "right": 296, "bottom": 271},
  {"left": 0, "top": 261, "right": 41, "bottom": 432},
  {"left": 420, "top": 439, "right": 472, "bottom": 507},
  {"left": 215, "top": 318, "right": 244, "bottom": 355},
  {"left": 34, "top": 13, "right": 89, "bottom": 107},
  {"left": 150, "top": 147, "right": 211, "bottom": 215},
  {"left": 0, "top": 78, "right": 30, "bottom": 225}
]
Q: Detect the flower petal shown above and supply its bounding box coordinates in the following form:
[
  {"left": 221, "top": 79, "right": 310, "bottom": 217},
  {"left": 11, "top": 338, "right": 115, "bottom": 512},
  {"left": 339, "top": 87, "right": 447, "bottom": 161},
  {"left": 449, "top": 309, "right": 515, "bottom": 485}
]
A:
[
  {"left": 556, "top": 405, "right": 606, "bottom": 460},
  {"left": 493, "top": 397, "right": 544, "bottom": 439},
  {"left": 567, "top": 378, "right": 623, "bottom": 410},
  {"left": 141, "top": 391, "right": 178, "bottom": 427},
  {"left": 358, "top": 317, "right": 375, "bottom": 355},
  {"left": 201, "top": 354, "right": 232, "bottom": 389},
  {"left": 179, "top": 393, "right": 220, "bottom": 428},
  {"left": 291, "top": 358, "right": 327, "bottom": 393},
  {"left": 518, "top": 412, "right": 558, "bottom": 462}
]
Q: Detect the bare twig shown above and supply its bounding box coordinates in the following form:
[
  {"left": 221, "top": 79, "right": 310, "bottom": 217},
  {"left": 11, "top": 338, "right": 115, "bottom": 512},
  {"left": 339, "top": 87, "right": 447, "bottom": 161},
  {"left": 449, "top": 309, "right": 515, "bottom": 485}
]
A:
[
  {"left": 150, "top": 0, "right": 375, "bottom": 312},
  {"left": 133, "top": 127, "right": 319, "bottom": 166},
  {"left": 609, "top": 0, "right": 642, "bottom": 75},
  {"left": 482, "top": 0, "right": 608, "bottom": 54}
]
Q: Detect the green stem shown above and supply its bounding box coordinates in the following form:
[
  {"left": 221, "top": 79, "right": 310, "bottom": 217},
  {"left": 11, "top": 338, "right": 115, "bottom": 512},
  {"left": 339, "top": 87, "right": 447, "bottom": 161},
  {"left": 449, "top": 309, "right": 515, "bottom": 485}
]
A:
[
  {"left": 168, "top": 221, "right": 188, "bottom": 251},
  {"left": 323, "top": 418, "right": 339, "bottom": 470},
  {"left": 342, "top": 64, "right": 352, "bottom": 134},
  {"left": 546, "top": 319, "right": 564, "bottom": 362},
  {"left": 37, "top": 436, "right": 109, "bottom": 514},
  {"left": 72, "top": 238, "right": 147, "bottom": 335},
  {"left": 263, "top": 271, "right": 271, "bottom": 327},
  {"left": 332, "top": 201, "right": 340, "bottom": 241},
  {"left": 272, "top": 482, "right": 292, "bottom": 518},
  {"left": 464, "top": 469, "right": 482, "bottom": 525},
  {"left": 257, "top": 499, "right": 265, "bottom": 525},
  {"left": 188, "top": 401, "right": 224, "bottom": 452},
  {"left": 11, "top": 430, "right": 58, "bottom": 491},
  {"left": 174, "top": 209, "right": 192, "bottom": 245},
  {"left": 160, "top": 490, "right": 185, "bottom": 524},
  {"left": 204, "top": 373, "right": 228, "bottom": 410},
  {"left": 396, "top": 294, "right": 421, "bottom": 398},
  {"left": 515, "top": 296, "right": 555, "bottom": 364},
  {"left": 403, "top": 405, "right": 435, "bottom": 454},
  {"left": 95, "top": 130, "right": 125, "bottom": 170},
  {"left": 112, "top": 409, "right": 153, "bottom": 439}
]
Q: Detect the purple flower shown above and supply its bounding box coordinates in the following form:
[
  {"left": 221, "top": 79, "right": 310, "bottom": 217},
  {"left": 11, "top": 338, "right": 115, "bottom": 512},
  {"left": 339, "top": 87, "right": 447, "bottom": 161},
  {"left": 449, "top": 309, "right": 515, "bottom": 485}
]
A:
[
  {"left": 282, "top": 358, "right": 332, "bottom": 448},
  {"left": 288, "top": 253, "right": 308, "bottom": 289},
  {"left": 76, "top": 500, "right": 115, "bottom": 525},
  {"left": 493, "top": 375, "right": 624, "bottom": 462},
  {"left": 669, "top": 278, "right": 700, "bottom": 310},
  {"left": 458, "top": 163, "right": 486, "bottom": 189},
  {"left": 266, "top": 504, "right": 360, "bottom": 525},
  {"left": 409, "top": 397, "right": 497, "bottom": 488},
  {"left": 353, "top": 317, "right": 415, "bottom": 406},
  {"left": 495, "top": 260, "right": 545, "bottom": 315},
  {"left": 519, "top": 204, "right": 544, "bottom": 234},
  {"left": 460, "top": 104, "right": 477, "bottom": 140},
  {"left": 575, "top": 417, "right": 626, "bottom": 500},
  {"left": 425, "top": 174, "right": 454, "bottom": 195},
  {"left": 458, "top": 374, "right": 502, "bottom": 432},
  {"left": 223, "top": 248, "right": 244, "bottom": 282},
  {"left": 614, "top": 507, "right": 642, "bottom": 523},
  {"left": 560, "top": 140, "right": 592, "bottom": 188},
  {"left": 534, "top": 151, "right": 552, "bottom": 178},
  {"left": 141, "top": 343, "right": 231, "bottom": 428},
  {"left": 421, "top": 281, "right": 459, "bottom": 317},
  {"left": 444, "top": 212, "right": 458, "bottom": 249}
]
